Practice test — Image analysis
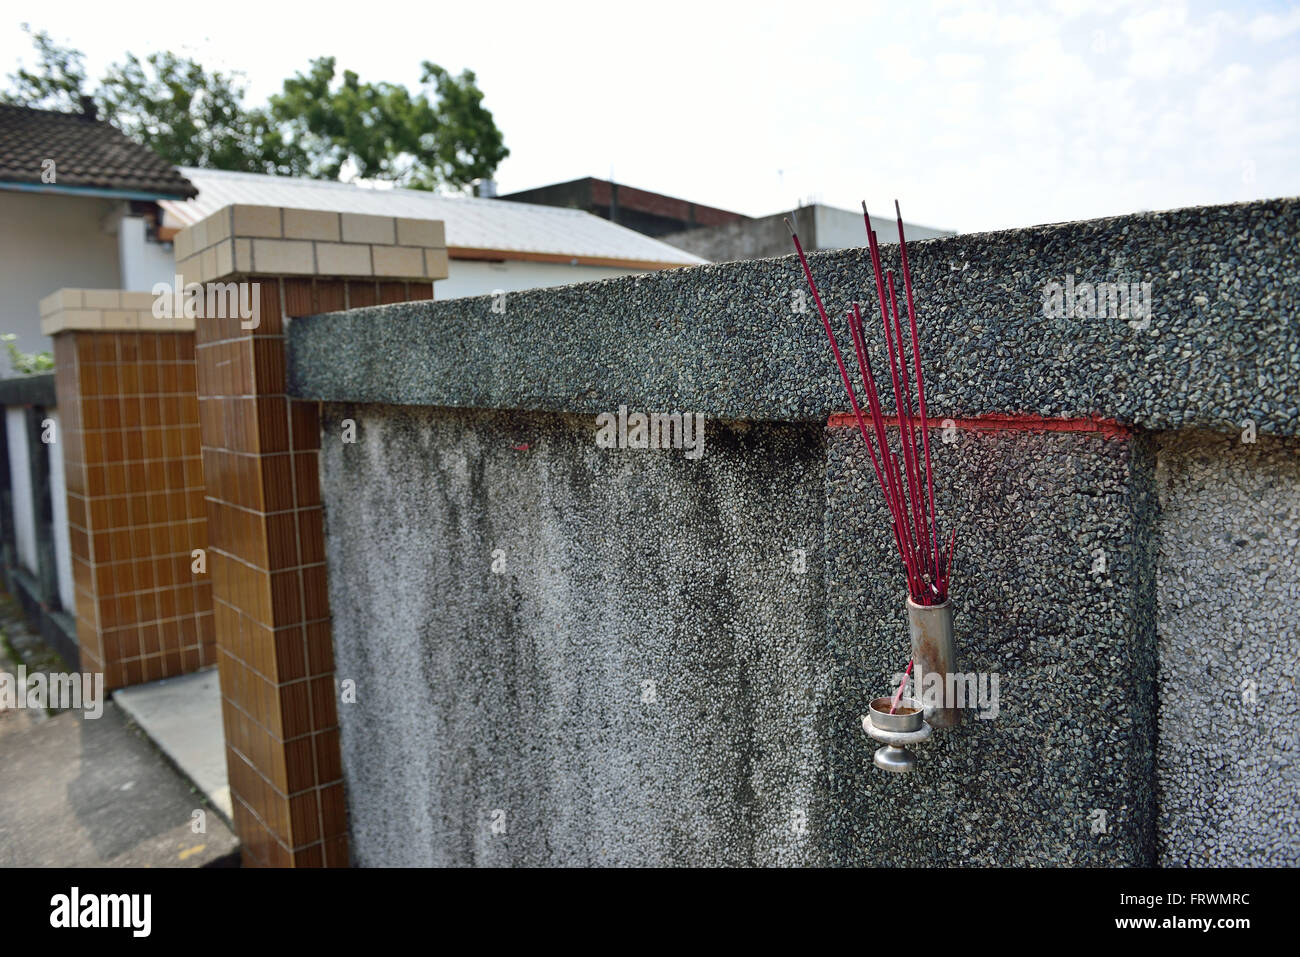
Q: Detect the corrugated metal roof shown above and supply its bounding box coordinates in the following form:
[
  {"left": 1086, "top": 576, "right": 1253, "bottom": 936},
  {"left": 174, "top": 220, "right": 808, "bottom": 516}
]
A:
[{"left": 160, "top": 167, "right": 706, "bottom": 267}]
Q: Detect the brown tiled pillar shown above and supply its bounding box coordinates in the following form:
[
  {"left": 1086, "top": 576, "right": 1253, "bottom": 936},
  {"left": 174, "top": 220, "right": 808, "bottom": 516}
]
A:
[
  {"left": 180, "top": 204, "right": 447, "bottom": 867},
  {"left": 44, "top": 291, "right": 213, "bottom": 690}
]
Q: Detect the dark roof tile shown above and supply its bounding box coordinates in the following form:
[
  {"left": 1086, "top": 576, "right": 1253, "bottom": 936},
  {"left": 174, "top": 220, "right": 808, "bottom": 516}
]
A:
[{"left": 0, "top": 103, "right": 197, "bottom": 198}]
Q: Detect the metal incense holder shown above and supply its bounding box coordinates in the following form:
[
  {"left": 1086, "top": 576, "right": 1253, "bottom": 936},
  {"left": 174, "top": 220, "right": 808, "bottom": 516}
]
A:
[
  {"left": 907, "top": 598, "right": 961, "bottom": 729},
  {"left": 863, "top": 696, "right": 931, "bottom": 773}
]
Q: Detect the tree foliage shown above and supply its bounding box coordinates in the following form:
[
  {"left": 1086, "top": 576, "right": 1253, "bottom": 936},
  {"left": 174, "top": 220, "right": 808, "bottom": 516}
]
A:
[
  {"left": 267, "top": 57, "right": 508, "bottom": 190},
  {"left": 2, "top": 24, "right": 88, "bottom": 112},
  {"left": 2, "top": 25, "right": 508, "bottom": 190},
  {"left": 97, "top": 52, "right": 307, "bottom": 176}
]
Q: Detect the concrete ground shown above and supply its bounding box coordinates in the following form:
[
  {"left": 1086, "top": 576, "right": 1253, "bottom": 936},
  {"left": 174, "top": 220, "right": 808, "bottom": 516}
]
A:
[
  {"left": 0, "top": 597, "right": 239, "bottom": 867},
  {"left": 115, "top": 669, "right": 233, "bottom": 822}
]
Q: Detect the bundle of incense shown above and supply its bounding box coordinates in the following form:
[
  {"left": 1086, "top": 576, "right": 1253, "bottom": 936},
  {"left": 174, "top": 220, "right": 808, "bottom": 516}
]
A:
[{"left": 786, "top": 201, "right": 955, "bottom": 606}]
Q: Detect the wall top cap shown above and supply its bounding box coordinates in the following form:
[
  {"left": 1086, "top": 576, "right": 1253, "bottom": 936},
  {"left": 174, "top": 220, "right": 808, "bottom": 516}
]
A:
[
  {"left": 38, "top": 288, "right": 191, "bottom": 335},
  {"left": 173, "top": 204, "right": 449, "bottom": 285},
  {"left": 287, "top": 196, "right": 1300, "bottom": 438}
]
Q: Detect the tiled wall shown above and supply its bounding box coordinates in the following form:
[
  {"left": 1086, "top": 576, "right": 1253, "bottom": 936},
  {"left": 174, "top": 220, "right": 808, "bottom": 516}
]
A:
[
  {"left": 170, "top": 202, "right": 449, "bottom": 867},
  {"left": 51, "top": 329, "right": 213, "bottom": 689},
  {"left": 43, "top": 203, "right": 447, "bottom": 867},
  {"left": 196, "top": 275, "right": 433, "bottom": 867}
]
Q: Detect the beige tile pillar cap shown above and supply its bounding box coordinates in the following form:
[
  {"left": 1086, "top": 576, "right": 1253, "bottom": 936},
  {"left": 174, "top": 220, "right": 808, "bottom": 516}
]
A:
[
  {"left": 174, "top": 204, "right": 449, "bottom": 285},
  {"left": 39, "top": 289, "right": 192, "bottom": 335}
]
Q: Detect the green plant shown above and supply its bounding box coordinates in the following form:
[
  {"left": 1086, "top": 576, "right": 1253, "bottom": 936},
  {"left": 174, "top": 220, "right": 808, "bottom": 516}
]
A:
[{"left": 2, "top": 334, "right": 54, "bottom": 375}]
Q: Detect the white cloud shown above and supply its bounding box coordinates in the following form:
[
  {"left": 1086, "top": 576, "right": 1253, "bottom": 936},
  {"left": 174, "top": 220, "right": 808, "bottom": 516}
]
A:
[
  {"left": 933, "top": 53, "right": 986, "bottom": 78},
  {"left": 1120, "top": 1, "right": 1232, "bottom": 77},
  {"left": 1244, "top": 7, "right": 1300, "bottom": 43},
  {"left": 1266, "top": 55, "right": 1300, "bottom": 99},
  {"left": 2, "top": 0, "right": 1296, "bottom": 233}
]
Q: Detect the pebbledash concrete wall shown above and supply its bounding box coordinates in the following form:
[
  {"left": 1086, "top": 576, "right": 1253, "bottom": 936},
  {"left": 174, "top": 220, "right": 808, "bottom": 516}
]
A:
[
  {"left": 1154, "top": 432, "right": 1299, "bottom": 865},
  {"left": 288, "top": 197, "right": 1299, "bottom": 867},
  {"left": 321, "top": 409, "right": 827, "bottom": 865}
]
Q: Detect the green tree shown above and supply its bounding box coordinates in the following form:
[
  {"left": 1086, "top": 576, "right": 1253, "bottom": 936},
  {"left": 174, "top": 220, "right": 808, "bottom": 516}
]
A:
[
  {"left": 97, "top": 52, "right": 307, "bottom": 176},
  {"left": 1, "top": 24, "right": 88, "bottom": 111},
  {"left": 3, "top": 27, "right": 508, "bottom": 190},
  {"left": 268, "top": 57, "right": 509, "bottom": 190},
  {"left": 416, "top": 62, "right": 510, "bottom": 190},
  {"left": 1, "top": 26, "right": 301, "bottom": 175}
]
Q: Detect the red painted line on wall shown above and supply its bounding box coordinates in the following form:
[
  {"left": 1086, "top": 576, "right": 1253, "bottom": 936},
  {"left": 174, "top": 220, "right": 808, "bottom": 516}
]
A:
[{"left": 826, "top": 412, "right": 1131, "bottom": 438}]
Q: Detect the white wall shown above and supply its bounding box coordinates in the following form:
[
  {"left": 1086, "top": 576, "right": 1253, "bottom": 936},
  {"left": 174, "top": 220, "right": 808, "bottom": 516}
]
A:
[
  {"left": 0, "top": 191, "right": 120, "bottom": 358},
  {"left": 118, "top": 215, "right": 175, "bottom": 292},
  {"left": 436, "top": 259, "right": 643, "bottom": 300},
  {"left": 5, "top": 407, "right": 37, "bottom": 575},
  {"left": 46, "top": 410, "right": 74, "bottom": 613},
  {"left": 111, "top": 220, "right": 659, "bottom": 303},
  {"left": 813, "top": 204, "right": 955, "bottom": 252}
]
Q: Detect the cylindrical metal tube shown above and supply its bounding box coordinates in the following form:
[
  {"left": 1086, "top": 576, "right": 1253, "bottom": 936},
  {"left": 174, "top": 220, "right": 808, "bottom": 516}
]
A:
[{"left": 907, "top": 598, "right": 961, "bottom": 728}]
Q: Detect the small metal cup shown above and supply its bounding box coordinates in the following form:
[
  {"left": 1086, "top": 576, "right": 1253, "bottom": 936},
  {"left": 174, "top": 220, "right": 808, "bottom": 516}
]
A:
[
  {"left": 868, "top": 696, "right": 925, "bottom": 732},
  {"left": 865, "top": 697, "right": 929, "bottom": 773}
]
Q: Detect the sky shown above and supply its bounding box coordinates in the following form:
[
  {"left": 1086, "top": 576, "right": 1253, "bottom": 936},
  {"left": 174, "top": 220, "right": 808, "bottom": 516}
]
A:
[{"left": 4, "top": 0, "right": 1298, "bottom": 234}]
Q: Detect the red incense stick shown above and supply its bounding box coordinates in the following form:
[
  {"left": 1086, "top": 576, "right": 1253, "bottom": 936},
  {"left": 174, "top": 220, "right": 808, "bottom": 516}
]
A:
[
  {"left": 889, "top": 658, "right": 914, "bottom": 714},
  {"left": 786, "top": 224, "right": 874, "bottom": 453},
  {"left": 787, "top": 215, "right": 925, "bottom": 586},
  {"left": 847, "top": 304, "right": 918, "bottom": 590},
  {"left": 887, "top": 271, "right": 929, "bottom": 584},
  {"left": 866, "top": 211, "right": 929, "bottom": 586},
  {"left": 896, "top": 201, "right": 942, "bottom": 589}
]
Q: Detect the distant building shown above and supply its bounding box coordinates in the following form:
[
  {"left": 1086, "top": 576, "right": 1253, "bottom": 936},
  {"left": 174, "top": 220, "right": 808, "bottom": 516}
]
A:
[
  {"left": 0, "top": 102, "right": 196, "bottom": 357},
  {"left": 160, "top": 169, "right": 704, "bottom": 302},
  {"left": 1, "top": 108, "right": 709, "bottom": 360},
  {"left": 497, "top": 177, "right": 748, "bottom": 238},
  {"left": 662, "top": 203, "right": 956, "bottom": 263}
]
